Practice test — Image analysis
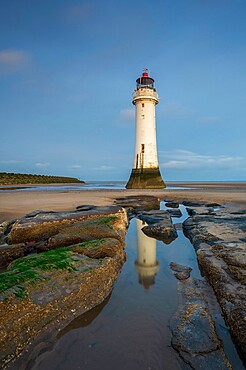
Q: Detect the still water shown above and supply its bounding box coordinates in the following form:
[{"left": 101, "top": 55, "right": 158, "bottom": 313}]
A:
[{"left": 28, "top": 204, "right": 243, "bottom": 370}]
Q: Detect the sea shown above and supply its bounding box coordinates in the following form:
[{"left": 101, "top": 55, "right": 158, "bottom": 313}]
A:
[{"left": 0, "top": 181, "right": 193, "bottom": 192}]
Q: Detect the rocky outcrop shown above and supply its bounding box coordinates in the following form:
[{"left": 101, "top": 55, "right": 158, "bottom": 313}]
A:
[
  {"left": 115, "top": 195, "right": 160, "bottom": 219},
  {"left": 0, "top": 220, "right": 15, "bottom": 245},
  {"left": 182, "top": 200, "right": 205, "bottom": 207},
  {"left": 7, "top": 206, "right": 125, "bottom": 244},
  {"left": 48, "top": 216, "right": 125, "bottom": 250},
  {"left": 136, "top": 210, "right": 178, "bottom": 244},
  {"left": 183, "top": 216, "right": 221, "bottom": 248},
  {"left": 0, "top": 206, "right": 128, "bottom": 369},
  {"left": 166, "top": 208, "right": 182, "bottom": 218},
  {"left": 170, "top": 275, "right": 232, "bottom": 369},
  {"left": 165, "top": 201, "right": 179, "bottom": 208},
  {"left": 169, "top": 262, "right": 192, "bottom": 280},
  {"left": 183, "top": 205, "right": 246, "bottom": 362},
  {"left": 0, "top": 244, "right": 26, "bottom": 268}
]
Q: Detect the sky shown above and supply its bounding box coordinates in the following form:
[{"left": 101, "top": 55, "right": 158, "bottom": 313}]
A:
[{"left": 0, "top": 0, "right": 246, "bottom": 181}]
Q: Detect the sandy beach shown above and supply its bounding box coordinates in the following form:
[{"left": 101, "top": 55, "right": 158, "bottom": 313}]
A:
[{"left": 0, "top": 182, "right": 246, "bottom": 222}]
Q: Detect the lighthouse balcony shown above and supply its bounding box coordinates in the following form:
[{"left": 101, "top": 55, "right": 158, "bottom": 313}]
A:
[{"left": 132, "top": 89, "right": 158, "bottom": 104}]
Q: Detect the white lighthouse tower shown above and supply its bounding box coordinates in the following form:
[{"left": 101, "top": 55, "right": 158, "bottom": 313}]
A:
[{"left": 126, "top": 69, "right": 165, "bottom": 189}]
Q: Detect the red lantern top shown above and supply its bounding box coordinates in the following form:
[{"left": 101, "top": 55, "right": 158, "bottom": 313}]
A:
[{"left": 136, "top": 68, "right": 155, "bottom": 89}]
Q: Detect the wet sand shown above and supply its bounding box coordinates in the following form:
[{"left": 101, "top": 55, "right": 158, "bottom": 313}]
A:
[{"left": 0, "top": 182, "right": 246, "bottom": 222}]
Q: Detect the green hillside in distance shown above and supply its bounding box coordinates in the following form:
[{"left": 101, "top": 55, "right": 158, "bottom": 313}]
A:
[{"left": 0, "top": 173, "right": 85, "bottom": 185}]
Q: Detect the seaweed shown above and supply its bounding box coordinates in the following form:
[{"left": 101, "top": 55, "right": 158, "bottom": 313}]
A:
[{"left": 0, "top": 247, "right": 78, "bottom": 298}]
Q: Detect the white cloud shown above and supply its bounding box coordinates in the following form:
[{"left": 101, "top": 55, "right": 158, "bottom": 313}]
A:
[
  {"left": 120, "top": 108, "right": 135, "bottom": 121},
  {"left": 72, "top": 164, "right": 81, "bottom": 168},
  {"left": 160, "top": 149, "right": 244, "bottom": 170},
  {"left": 94, "top": 165, "right": 114, "bottom": 171},
  {"left": 198, "top": 116, "right": 222, "bottom": 124},
  {"left": 35, "top": 162, "right": 50, "bottom": 168},
  {"left": 0, "top": 49, "right": 31, "bottom": 73},
  {"left": 161, "top": 160, "right": 189, "bottom": 169}
]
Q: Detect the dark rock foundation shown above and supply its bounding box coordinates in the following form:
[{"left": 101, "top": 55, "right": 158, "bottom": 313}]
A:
[{"left": 126, "top": 168, "right": 166, "bottom": 189}]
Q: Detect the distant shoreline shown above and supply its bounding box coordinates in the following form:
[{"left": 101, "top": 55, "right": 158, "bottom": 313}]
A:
[{"left": 0, "top": 172, "right": 84, "bottom": 186}]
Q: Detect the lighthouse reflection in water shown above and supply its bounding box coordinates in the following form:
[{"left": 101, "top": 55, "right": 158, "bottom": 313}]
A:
[{"left": 135, "top": 218, "right": 159, "bottom": 289}]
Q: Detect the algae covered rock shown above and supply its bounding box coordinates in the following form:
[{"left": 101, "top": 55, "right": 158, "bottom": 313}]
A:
[
  {"left": 0, "top": 206, "right": 128, "bottom": 369},
  {"left": 7, "top": 206, "right": 126, "bottom": 244},
  {"left": 48, "top": 216, "right": 125, "bottom": 249}
]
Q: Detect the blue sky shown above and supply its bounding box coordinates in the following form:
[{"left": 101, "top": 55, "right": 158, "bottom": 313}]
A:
[{"left": 0, "top": 0, "right": 245, "bottom": 181}]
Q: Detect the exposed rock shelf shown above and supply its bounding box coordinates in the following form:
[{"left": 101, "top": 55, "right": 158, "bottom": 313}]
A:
[
  {"left": 170, "top": 272, "right": 232, "bottom": 369},
  {"left": 0, "top": 206, "right": 128, "bottom": 369},
  {"left": 183, "top": 204, "right": 246, "bottom": 362}
]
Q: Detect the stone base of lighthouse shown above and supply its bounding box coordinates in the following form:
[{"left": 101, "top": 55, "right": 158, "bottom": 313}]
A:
[{"left": 126, "top": 167, "right": 166, "bottom": 189}]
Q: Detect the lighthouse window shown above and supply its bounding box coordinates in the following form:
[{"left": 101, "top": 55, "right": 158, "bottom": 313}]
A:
[
  {"left": 141, "top": 114, "right": 145, "bottom": 119},
  {"left": 141, "top": 144, "right": 145, "bottom": 153},
  {"left": 142, "top": 103, "right": 144, "bottom": 108}
]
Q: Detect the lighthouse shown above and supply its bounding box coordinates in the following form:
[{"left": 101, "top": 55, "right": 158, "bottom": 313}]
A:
[{"left": 126, "top": 69, "right": 165, "bottom": 189}]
